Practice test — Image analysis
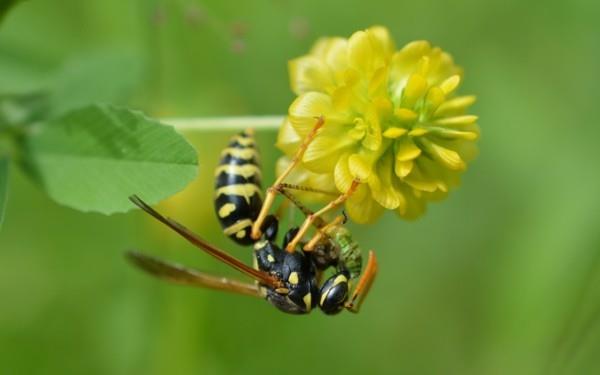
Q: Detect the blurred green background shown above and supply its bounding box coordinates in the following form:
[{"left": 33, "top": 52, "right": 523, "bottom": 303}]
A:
[{"left": 1, "top": 0, "right": 600, "bottom": 374}]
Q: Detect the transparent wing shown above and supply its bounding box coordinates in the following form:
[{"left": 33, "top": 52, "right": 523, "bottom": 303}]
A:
[
  {"left": 126, "top": 251, "right": 262, "bottom": 298},
  {"left": 129, "top": 195, "right": 281, "bottom": 289}
]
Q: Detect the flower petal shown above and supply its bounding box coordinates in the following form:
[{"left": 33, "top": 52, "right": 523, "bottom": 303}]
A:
[
  {"left": 440, "top": 74, "right": 461, "bottom": 95},
  {"left": 322, "top": 38, "right": 349, "bottom": 77},
  {"left": 402, "top": 74, "right": 428, "bottom": 108},
  {"left": 434, "top": 95, "right": 476, "bottom": 117},
  {"left": 362, "top": 117, "right": 382, "bottom": 151},
  {"left": 276, "top": 119, "right": 302, "bottom": 155},
  {"left": 395, "top": 136, "right": 422, "bottom": 161},
  {"left": 419, "top": 137, "right": 466, "bottom": 170},
  {"left": 288, "top": 56, "right": 335, "bottom": 95},
  {"left": 348, "top": 30, "right": 371, "bottom": 72},
  {"left": 383, "top": 127, "right": 407, "bottom": 139},
  {"left": 368, "top": 67, "right": 389, "bottom": 97},
  {"left": 288, "top": 92, "right": 346, "bottom": 137},
  {"left": 408, "top": 127, "right": 429, "bottom": 136},
  {"left": 310, "top": 37, "right": 339, "bottom": 57},
  {"left": 394, "top": 41, "right": 431, "bottom": 70},
  {"left": 451, "top": 138, "right": 480, "bottom": 162},
  {"left": 367, "top": 25, "right": 395, "bottom": 61},
  {"left": 303, "top": 133, "right": 356, "bottom": 173},
  {"left": 403, "top": 161, "right": 439, "bottom": 192},
  {"left": 393, "top": 108, "right": 418, "bottom": 123},
  {"left": 345, "top": 184, "right": 384, "bottom": 224},
  {"left": 390, "top": 40, "right": 431, "bottom": 83},
  {"left": 369, "top": 152, "right": 403, "bottom": 209},
  {"left": 348, "top": 27, "right": 393, "bottom": 74},
  {"left": 423, "top": 86, "right": 445, "bottom": 116},
  {"left": 348, "top": 153, "right": 373, "bottom": 181},
  {"left": 433, "top": 115, "right": 478, "bottom": 127},
  {"left": 425, "top": 127, "right": 479, "bottom": 141},
  {"left": 395, "top": 160, "right": 414, "bottom": 178},
  {"left": 308, "top": 37, "right": 349, "bottom": 86},
  {"left": 334, "top": 153, "right": 354, "bottom": 193}
]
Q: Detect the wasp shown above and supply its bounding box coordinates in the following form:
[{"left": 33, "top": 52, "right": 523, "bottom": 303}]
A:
[{"left": 128, "top": 118, "right": 378, "bottom": 314}]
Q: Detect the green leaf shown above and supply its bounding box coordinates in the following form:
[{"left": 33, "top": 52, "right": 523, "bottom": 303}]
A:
[
  {"left": 22, "top": 104, "right": 198, "bottom": 214},
  {"left": 0, "top": 157, "right": 8, "bottom": 228},
  {"left": 0, "top": 92, "right": 49, "bottom": 127}
]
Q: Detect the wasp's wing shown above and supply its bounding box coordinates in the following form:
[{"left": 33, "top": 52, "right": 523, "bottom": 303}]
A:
[
  {"left": 129, "top": 195, "right": 281, "bottom": 289},
  {"left": 126, "top": 251, "right": 262, "bottom": 298}
]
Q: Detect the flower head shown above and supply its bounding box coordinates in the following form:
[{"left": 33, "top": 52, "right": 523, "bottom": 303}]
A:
[{"left": 277, "top": 26, "right": 479, "bottom": 224}]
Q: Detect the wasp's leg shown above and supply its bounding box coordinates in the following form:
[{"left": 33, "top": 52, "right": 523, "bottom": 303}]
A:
[
  {"left": 345, "top": 250, "right": 378, "bottom": 313},
  {"left": 274, "top": 182, "right": 347, "bottom": 251},
  {"left": 285, "top": 180, "right": 360, "bottom": 252},
  {"left": 278, "top": 183, "right": 338, "bottom": 197},
  {"left": 275, "top": 182, "right": 337, "bottom": 224},
  {"left": 251, "top": 115, "right": 325, "bottom": 240},
  {"left": 277, "top": 186, "right": 326, "bottom": 227},
  {"left": 278, "top": 186, "right": 344, "bottom": 251},
  {"left": 303, "top": 214, "right": 346, "bottom": 251}
]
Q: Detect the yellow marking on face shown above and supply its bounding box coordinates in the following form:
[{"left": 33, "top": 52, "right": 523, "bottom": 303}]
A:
[
  {"left": 233, "top": 135, "right": 255, "bottom": 147},
  {"left": 235, "top": 230, "right": 246, "bottom": 239},
  {"left": 218, "top": 203, "right": 236, "bottom": 218},
  {"left": 214, "top": 164, "right": 261, "bottom": 179},
  {"left": 254, "top": 240, "right": 267, "bottom": 250},
  {"left": 288, "top": 272, "right": 299, "bottom": 285},
  {"left": 275, "top": 287, "right": 289, "bottom": 294},
  {"left": 303, "top": 293, "right": 312, "bottom": 312},
  {"left": 267, "top": 254, "right": 275, "bottom": 263},
  {"left": 221, "top": 147, "right": 257, "bottom": 160},
  {"left": 223, "top": 219, "right": 253, "bottom": 236},
  {"left": 215, "top": 184, "right": 262, "bottom": 204}
]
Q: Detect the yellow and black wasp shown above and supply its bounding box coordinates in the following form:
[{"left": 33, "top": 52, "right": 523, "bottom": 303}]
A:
[{"left": 128, "top": 119, "right": 378, "bottom": 314}]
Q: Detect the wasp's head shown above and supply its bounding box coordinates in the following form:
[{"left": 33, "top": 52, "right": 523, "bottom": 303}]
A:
[
  {"left": 317, "top": 270, "right": 351, "bottom": 315},
  {"left": 254, "top": 237, "right": 318, "bottom": 315}
]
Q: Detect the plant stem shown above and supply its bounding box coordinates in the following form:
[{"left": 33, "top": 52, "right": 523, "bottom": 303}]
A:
[{"left": 162, "top": 116, "right": 284, "bottom": 132}]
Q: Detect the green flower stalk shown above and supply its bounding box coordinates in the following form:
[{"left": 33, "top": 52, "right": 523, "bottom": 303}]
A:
[{"left": 276, "top": 26, "right": 479, "bottom": 223}]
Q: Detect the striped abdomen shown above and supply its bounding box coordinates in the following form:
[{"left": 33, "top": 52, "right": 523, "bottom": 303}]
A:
[
  {"left": 214, "top": 129, "right": 263, "bottom": 246},
  {"left": 333, "top": 227, "right": 363, "bottom": 281}
]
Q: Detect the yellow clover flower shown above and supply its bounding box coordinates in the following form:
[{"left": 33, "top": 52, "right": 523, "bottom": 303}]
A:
[{"left": 276, "top": 26, "right": 479, "bottom": 224}]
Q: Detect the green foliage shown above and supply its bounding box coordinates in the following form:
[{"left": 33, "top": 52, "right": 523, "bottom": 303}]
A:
[
  {"left": 1, "top": 1, "right": 599, "bottom": 375},
  {"left": 0, "top": 92, "right": 48, "bottom": 126},
  {"left": 0, "top": 157, "right": 7, "bottom": 227},
  {"left": 0, "top": 23, "right": 198, "bottom": 220},
  {"left": 22, "top": 104, "right": 198, "bottom": 214},
  {"left": 0, "top": 0, "right": 23, "bottom": 22},
  {"left": 47, "top": 51, "right": 143, "bottom": 116},
  {"left": 0, "top": 87, "right": 199, "bottom": 219}
]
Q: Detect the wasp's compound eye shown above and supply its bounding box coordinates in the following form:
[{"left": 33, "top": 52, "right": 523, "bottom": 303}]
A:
[{"left": 318, "top": 272, "right": 349, "bottom": 315}]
